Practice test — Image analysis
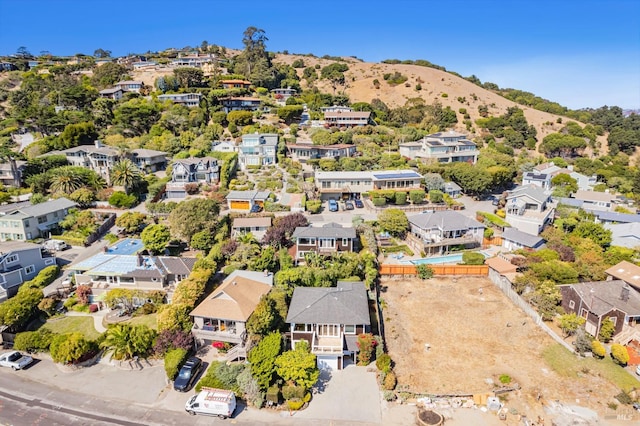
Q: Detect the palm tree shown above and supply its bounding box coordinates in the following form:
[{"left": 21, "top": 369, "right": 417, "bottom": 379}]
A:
[
  {"left": 110, "top": 159, "right": 142, "bottom": 194},
  {"left": 49, "top": 168, "right": 83, "bottom": 194},
  {"left": 100, "top": 324, "right": 134, "bottom": 360}
]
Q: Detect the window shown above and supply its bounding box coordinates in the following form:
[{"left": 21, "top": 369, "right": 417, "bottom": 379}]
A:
[
  {"left": 5, "top": 254, "right": 18, "bottom": 264},
  {"left": 580, "top": 308, "right": 588, "bottom": 319},
  {"left": 319, "top": 239, "right": 335, "bottom": 248},
  {"left": 344, "top": 325, "right": 355, "bottom": 334},
  {"left": 569, "top": 300, "right": 575, "bottom": 309},
  {"left": 24, "top": 265, "right": 35, "bottom": 275},
  {"left": 342, "top": 238, "right": 349, "bottom": 246},
  {"left": 294, "top": 323, "right": 312, "bottom": 332},
  {"left": 44, "top": 258, "right": 55, "bottom": 265},
  {"left": 318, "top": 324, "right": 339, "bottom": 337},
  {"left": 37, "top": 216, "right": 47, "bottom": 224}
]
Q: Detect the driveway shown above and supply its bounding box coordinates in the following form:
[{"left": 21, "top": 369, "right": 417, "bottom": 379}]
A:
[{"left": 295, "top": 365, "right": 381, "bottom": 424}]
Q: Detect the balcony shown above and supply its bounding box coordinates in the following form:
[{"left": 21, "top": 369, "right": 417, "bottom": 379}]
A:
[
  {"left": 192, "top": 324, "right": 243, "bottom": 344},
  {"left": 420, "top": 233, "right": 478, "bottom": 248},
  {"left": 312, "top": 335, "right": 343, "bottom": 354}
]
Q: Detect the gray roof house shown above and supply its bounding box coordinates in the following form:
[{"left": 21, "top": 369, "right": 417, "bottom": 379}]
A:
[
  {"left": 286, "top": 281, "right": 371, "bottom": 370},
  {"left": 0, "top": 198, "right": 76, "bottom": 241},
  {"left": 226, "top": 190, "right": 271, "bottom": 211},
  {"left": 501, "top": 227, "right": 546, "bottom": 251},
  {"left": 443, "top": 181, "right": 462, "bottom": 198},
  {"left": 560, "top": 280, "right": 640, "bottom": 341},
  {"left": 130, "top": 149, "right": 167, "bottom": 172},
  {"left": 166, "top": 157, "right": 219, "bottom": 199},
  {"left": 589, "top": 210, "right": 640, "bottom": 225},
  {"left": 0, "top": 241, "right": 58, "bottom": 302},
  {"left": 291, "top": 223, "right": 357, "bottom": 261},
  {"left": 604, "top": 222, "right": 640, "bottom": 249},
  {"left": 408, "top": 211, "right": 485, "bottom": 255},
  {"left": 504, "top": 185, "right": 555, "bottom": 236}
]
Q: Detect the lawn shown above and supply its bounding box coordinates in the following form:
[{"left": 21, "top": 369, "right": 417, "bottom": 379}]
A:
[
  {"left": 542, "top": 343, "right": 640, "bottom": 391},
  {"left": 43, "top": 316, "right": 102, "bottom": 340},
  {"left": 123, "top": 313, "right": 158, "bottom": 330}
]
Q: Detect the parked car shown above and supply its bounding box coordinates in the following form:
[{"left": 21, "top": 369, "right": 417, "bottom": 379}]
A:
[
  {"left": 0, "top": 351, "right": 34, "bottom": 370},
  {"left": 345, "top": 201, "right": 354, "bottom": 210},
  {"left": 174, "top": 357, "right": 204, "bottom": 392},
  {"left": 328, "top": 199, "right": 339, "bottom": 212},
  {"left": 354, "top": 199, "right": 364, "bottom": 208},
  {"left": 185, "top": 387, "right": 236, "bottom": 418},
  {"left": 250, "top": 204, "right": 263, "bottom": 213}
]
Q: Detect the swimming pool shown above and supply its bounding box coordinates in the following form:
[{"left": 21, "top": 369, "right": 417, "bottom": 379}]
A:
[
  {"left": 106, "top": 238, "right": 144, "bottom": 255},
  {"left": 409, "top": 251, "right": 489, "bottom": 265}
]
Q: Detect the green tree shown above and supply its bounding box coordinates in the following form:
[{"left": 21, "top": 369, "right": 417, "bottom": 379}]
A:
[
  {"left": 572, "top": 222, "right": 612, "bottom": 248},
  {"left": 530, "top": 280, "right": 561, "bottom": 320},
  {"left": 100, "top": 324, "right": 157, "bottom": 360},
  {"left": 246, "top": 296, "right": 281, "bottom": 337},
  {"left": 68, "top": 187, "right": 96, "bottom": 207},
  {"left": 59, "top": 122, "right": 98, "bottom": 149},
  {"left": 428, "top": 190, "right": 444, "bottom": 203},
  {"left": 591, "top": 340, "right": 606, "bottom": 358},
  {"left": 92, "top": 62, "right": 128, "bottom": 87},
  {"left": 110, "top": 159, "right": 142, "bottom": 194},
  {"left": 115, "top": 211, "right": 147, "bottom": 234},
  {"left": 48, "top": 167, "right": 83, "bottom": 194},
  {"left": 227, "top": 110, "right": 254, "bottom": 126},
  {"left": 378, "top": 208, "right": 409, "bottom": 238},
  {"left": 190, "top": 230, "right": 215, "bottom": 252},
  {"left": 275, "top": 340, "right": 319, "bottom": 390},
  {"left": 114, "top": 98, "right": 161, "bottom": 136},
  {"left": 277, "top": 105, "right": 304, "bottom": 123},
  {"left": 550, "top": 173, "right": 578, "bottom": 195},
  {"left": 93, "top": 48, "right": 112, "bottom": 58},
  {"left": 598, "top": 318, "right": 615, "bottom": 342},
  {"left": 50, "top": 332, "right": 94, "bottom": 364},
  {"left": 610, "top": 343, "right": 629, "bottom": 365},
  {"left": 173, "top": 67, "right": 204, "bottom": 88},
  {"left": 168, "top": 198, "right": 220, "bottom": 242},
  {"left": 248, "top": 332, "right": 282, "bottom": 390},
  {"left": 558, "top": 313, "right": 586, "bottom": 337},
  {"left": 140, "top": 224, "right": 171, "bottom": 254},
  {"left": 416, "top": 264, "right": 434, "bottom": 280},
  {"left": 157, "top": 303, "right": 193, "bottom": 332}
]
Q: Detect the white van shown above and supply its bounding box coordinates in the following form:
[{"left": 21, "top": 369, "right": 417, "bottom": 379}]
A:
[
  {"left": 185, "top": 387, "right": 236, "bottom": 419},
  {"left": 43, "top": 239, "right": 70, "bottom": 251}
]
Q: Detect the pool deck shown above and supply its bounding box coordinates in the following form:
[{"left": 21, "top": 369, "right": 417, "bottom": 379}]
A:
[{"left": 382, "top": 246, "right": 503, "bottom": 265}]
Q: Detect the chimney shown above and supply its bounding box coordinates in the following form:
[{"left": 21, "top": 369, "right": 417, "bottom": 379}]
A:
[
  {"left": 95, "top": 140, "right": 103, "bottom": 148},
  {"left": 621, "top": 285, "right": 630, "bottom": 302},
  {"left": 137, "top": 252, "right": 144, "bottom": 267},
  {"left": 264, "top": 269, "right": 269, "bottom": 277}
]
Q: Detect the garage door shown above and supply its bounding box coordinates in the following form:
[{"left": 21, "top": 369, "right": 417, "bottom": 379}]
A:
[
  {"left": 317, "top": 356, "right": 339, "bottom": 371},
  {"left": 230, "top": 201, "right": 250, "bottom": 210}
]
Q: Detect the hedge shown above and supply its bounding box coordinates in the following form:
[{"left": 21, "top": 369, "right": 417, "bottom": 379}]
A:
[
  {"left": 23, "top": 265, "right": 60, "bottom": 289},
  {"left": 14, "top": 329, "right": 54, "bottom": 352},
  {"left": 476, "top": 211, "right": 510, "bottom": 228},
  {"left": 164, "top": 348, "right": 189, "bottom": 380}
]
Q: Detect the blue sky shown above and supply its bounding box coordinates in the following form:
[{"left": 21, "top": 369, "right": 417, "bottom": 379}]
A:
[{"left": 1, "top": 0, "right": 638, "bottom": 110}]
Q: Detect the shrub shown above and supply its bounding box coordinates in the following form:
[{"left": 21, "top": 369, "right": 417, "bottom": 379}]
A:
[
  {"left": 109, "top": 191, "right": 137, "bottom": 208},
  {"left": 591, "top": 340, "right": 606, "bottom": 358},
  {"left": 394, "top": 192, "right": 407, "bottom": 205},
  {"left": 14, "top": 329, "right": 54, "bottom": 352},
  {"left": 266, "top": 386, "right": 280, "bottom": 405},
  {"left": 376, "top": 353, "right": 392, "bottom": 372},
  {"left": 598, "top": 318, "right": 615, "bottom": 342},
  {"left": 610, "top": 343, "right": 629, "bottom": 366},
  {"left": 484, "top": 228, "right": 494, "bottom": 238},
  {"left": 287, "top": 399, "right": 305, "bottom": 411},
  {"left": 462, "top": 252, "right": 485, "bottom": 265},
  {"left": 357, "top": 333, "right": 377, "bottom": 365},
  {"left": 383, "top": 390, "right": 396, "bottom": 401},
  {"left": 417, "top": 264, "right": 434, "bottom": 280},
  {"left": 305, "top": 199, "right": 322, "bottom": 214},
  {"left": 383, "top": 370, "right": 397, "bottom": 390},
  {"left": 282, "top": 385, "right": 305, "bottom": 400},
  {"left": 372, "top": 197, "right": 386, "bottom": 207},
  {"left": 76, "top": 285, "right": 92, "bottom": 305},
  {"left": 50, "top": 332, "right": 95, "bottom": 364},
  {"left": 409, "top": 190, "right": 425, "bottom": 204},
  {"left": 153, "top": 328, "right": 194, "bottom": 355},
  {"left": 499, "top": 374, "right": 511, "bottom": 384},
  {"left": 164, "top": 348, "right": 188, "bottom": 380}
]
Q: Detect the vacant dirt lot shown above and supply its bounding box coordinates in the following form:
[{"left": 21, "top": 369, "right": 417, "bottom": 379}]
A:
[{"left": 382, "top": 276, "right": 621, "bottom": 417}]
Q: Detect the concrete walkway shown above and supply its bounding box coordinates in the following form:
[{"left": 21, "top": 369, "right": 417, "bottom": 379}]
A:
[{"left": 65, "top": 310, "right": 108, "bottom": 333}]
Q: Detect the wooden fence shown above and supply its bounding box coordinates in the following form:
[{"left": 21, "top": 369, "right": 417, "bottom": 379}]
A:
[
  {"left": 379, "top": 264, "right": 489, "bottom": 276},
  {"left": 483, "top": 236, "right": 503, "bottom": 247}
]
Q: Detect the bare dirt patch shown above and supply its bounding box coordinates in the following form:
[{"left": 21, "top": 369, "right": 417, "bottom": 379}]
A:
[{"left": 381, "top": 276, "right": 620, "bottom": 416}]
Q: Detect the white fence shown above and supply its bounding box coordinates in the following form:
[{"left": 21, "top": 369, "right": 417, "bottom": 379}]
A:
[{"left": 489, "top": 271, "right": 574, "bottom": 353}]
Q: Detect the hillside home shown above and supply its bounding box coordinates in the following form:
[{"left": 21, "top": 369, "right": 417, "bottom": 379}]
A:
[
  {"left": 559, "top": 280, "right": 640, "bottom": 339},
  {"left": 323, "top": 110, "right": 372, "bottom": 127},
  {"left": 171, "top": 53, "right": 216, "bottom": 67},
  {"left": 130, "top": 149, "right": 167, "bottom": 172},
  {"left": 231, "top": 217, "right": 272, "bottom": 241},
  {"left": 590, "top": 210, "right": 640, "bottom": 226},
  {"left": 212, "top": 141, "right": 237, "bottom": 153},
  {"left": 220, "top": 79, "right": 252, "bottom": 89},
  {"left": 0, "top": 242, "right": 57, "bottom": 302},
  {"left": 573, "top": 190, "right": 615, "bottom": 212},
  {"left": 166, "top": 157, "right": 219, "bottom": 199},
  {"left": 157, "top": 93, "right": 202, "bottom": 107},
  {"left": 398, "top": 141, "right": 422, "bottom": 159},
  {"left": 238, "top": 133, "right": 277, "bottom": 169},
  {"left": 286, "top": 281, "right": 370, "bottom": 370},
  {"left": 114, "top": 80, "right": 143, "bottom": 93},
  {"left": 190, "top": 270, "right": 273, "bottom": 346},
  {"left": 407, "top": 211, "right": 485, "bottom": 255},
  {"left": 320, "top": 105, "right": 353, "bottom": 113},
  {"left": 523, "top": 162, "right": 597, "bottom": 191},
  {"left": 286, "top": 142, "right": 357, "bottom": 162},
  {"left": 314, "top": 170, "right": 422, "bottom": 201},
  {"left": 220, "top": 97, "right": 261, "bottom": 113},
  {"left": 412, "top": 130, "right": 479, "bottom": 164},
  {"left": 501, "top": 227, "right": 546, "bottom": 251},
  {"left": 132, "top": 61, "right": 157, "bottom": 69},
  {"left": 504, "top": 185, "right": 556, "bottom": 236},
  {"left": 48, "top": 141, "right": 119, "bottom": 181},
  {"left": 271, "top": 87, "right": 296, "bottom": 104},
  {"left": 443, "top": 181, "right": 462, "bottom": 198},
  {"left": 605, "top": 261, "right": 640, "bottom": 292},
  {"left": 226, "top": 190, "right": 271, "bottom": 211},
  {"left": 291, "top": 223, "right": 357, "bottom": 261},
  {"left": 98, "top": 87, "right": 124, "bottom": 100},
  {"left": 72, "top": 252, "right": 196, "bottom": 303},
  {"left": 0, "top": 197, "right": 76, "bottom": 241},
  {"left": 0, "top": 160, "right": 26, "bottom": 187}
]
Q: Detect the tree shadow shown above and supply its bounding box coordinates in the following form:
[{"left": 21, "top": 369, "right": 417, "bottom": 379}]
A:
[{"left": 312, "top": 369, "right": 332, "bottom": 395}]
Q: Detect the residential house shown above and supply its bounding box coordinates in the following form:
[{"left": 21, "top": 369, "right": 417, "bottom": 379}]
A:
[
  {"left": 501, "top": 227, "right": 546, "bottom": 251},
  {"left": 211, "top": 141, "right": 237, "bottom": 153},
  {"left": 443, "top": 181, "right": 462, "bottom": 198},
  {"left": 130, "top": 149, "right": 167, "bottom": 172},
  {"left": 158, "top": 93, "right": 202, "bottom": 107},
  {"left": 271, "top": 87, "right": 296, "bottom": 104},
  {"left": 98, "top": 87, "right": 124, "bottom": 100},
  {"left": 504, "top": 185, "right": 556, "bottom": 236},
  {"left": 413, "top": 130, "right": 479, "bottom": 164},
  {"left": 324, "top": 110, "right": 372, "bottom": 127},
  {"left": 238, "top": 133, "right": 278, "bottom": 169},
  {"left": 166, "top": 157, "right": 219, "bottom": 199},
  {"left": 407, "top": 211, "right": 485, "bottom": 255},
  {"left": 50, "top": 141, "right": 119, "bottom": 181},
  {"left": 114, "top": 80, "right": 144, "bottom": 93},
  {"left": 286, "top": 281, "right": 370, "bottom": 370},
  {"left": 0, "top": 62, "right": 19, "bottom": 72},
  {"left": 291, "top": 223, "right": 357, "bottom": 261},
  {"left": 606, "top": 261, "right": 640, "bottom": 292},
  {"left": 220, "top": 79, "right": 252, "bottom": 89},
  {"left": 190, "top": 270, "right": 273, "bottom": 346},
  {"left": 0, "top": 197, "right": 76, "bottom": 241},
  {"left": 559, "top": 280, "right": 640, "bottom": 339},
  {"left": 72, "top": 252, "right": 196, "bottom": 303},
  {"left": 604, "top": 222, "right": 640, "bottom": 249},
  {"left": 573, "top": 190, "right": 615, "bottom": 212},
  {"left": 286, "top": 142, "right": 357, "bottom": 162},
  {"left": 523, "top": 162, "right": 597, "bottom": 191},
  {"left": 590, "top": 210, "right": 640, "bottom": 226},
  {"left": 132, "top": 61, "right": 157, "bottom": 69},
  {"left": 171, "top": 53, "right": 216, "bottom": 67},
  {"left": 314, "top": 170, "right": 422, "bottom": 201},
  {"left": 0, "top": 160, "right": 26, "bottom": 187},
  {"left": 232, "top": 217, "right": 272, "bottom": 241},
  {"left": 0, "top": 242, "right": 57, "bottom": 302},
  {"left": 320, "top": 105, "right": 353, "bottom": 113},
  {"left": 398, "top": 141, "right": 422, "bottom": 159},
  {"left": 220, "top": 97, "right": 261, "bottom": 113},
  {"left": 226, "top": 190, "right": 271, "bottom": 211}
]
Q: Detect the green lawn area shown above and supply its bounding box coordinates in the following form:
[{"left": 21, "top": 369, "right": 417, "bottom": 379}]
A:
[
  {"left": 123, "top": 313, "right": 158, "bottom": 330},
  {"left": 543, "top": 343, "right": 640, "bottom": 391},
  {"left": 43, "top": 316, "right": 102, "bottom": 340}
]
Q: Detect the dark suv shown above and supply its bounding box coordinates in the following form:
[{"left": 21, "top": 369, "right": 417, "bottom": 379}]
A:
[{"left": 173, "top": 357, "right": 203, "bottom": 392}]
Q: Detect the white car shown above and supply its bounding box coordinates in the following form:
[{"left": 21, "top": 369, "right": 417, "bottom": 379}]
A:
[{"left": 0, "top": 351, "right": 34, "bottom": 370}]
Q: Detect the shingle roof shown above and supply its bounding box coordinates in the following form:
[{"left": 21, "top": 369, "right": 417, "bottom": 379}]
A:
[
  {"left": 562, "top": 280, "right": 640, "bottom": 316},
  {"left": 605, "top": 222, "right": 640, "bottom": 248},
  {"left": 226, "top": 190, "right": 271, "bottom": 201},
  {"left": 131, "top": 149, "right": 167, "bottom": 157},
  {"left": 574, "top": 190, "right": 614, "bottom": 203},
  {"left": 605, "top": 261, "right": 640, "bottom": 290},
  {"left": 157, "top": 257, "right": 197, "bottom": 275},
  {"left": 506, "top": 185, "right": 550, "bottom": 204},
  {"left": 485, "top": 256, "right": 519, "bottom": 274},
  {"left": 16, "top": 198, "right": 76, "bottom": 218},
  {"left": 501, "top": 227, "right": 545, "bottom": 248},
  {"left": 292, "top": 223, "right": 356, "bottom": 239},
  {"left": 286, "top": 281, "right": 370, "bottom": 325},
  {"left": 408, "top": 211, "right": 485, "bottom": 232},
  {"left": 233, "top": 217, "right": 272, "bottom": 228},
  {"left": 589, "top": 210, "right": 640, "bottom": 224}
]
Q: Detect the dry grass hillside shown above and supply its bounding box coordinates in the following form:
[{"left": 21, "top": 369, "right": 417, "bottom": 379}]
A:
[{"left": 273, "top": 53, "right": 608, "bottom": 153}]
